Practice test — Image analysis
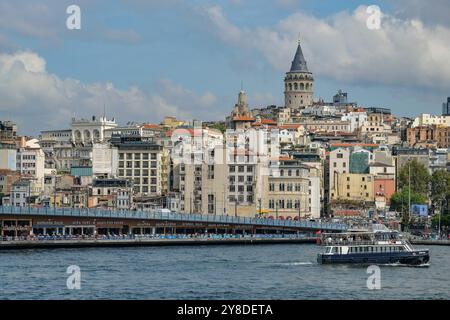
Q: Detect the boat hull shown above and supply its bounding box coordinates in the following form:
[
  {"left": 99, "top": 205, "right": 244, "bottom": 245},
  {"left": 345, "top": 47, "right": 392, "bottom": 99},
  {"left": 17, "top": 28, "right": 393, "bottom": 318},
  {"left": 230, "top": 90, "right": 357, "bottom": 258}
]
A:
[{"left": 317, "top": 250, "right": 429, "bottom": 266}]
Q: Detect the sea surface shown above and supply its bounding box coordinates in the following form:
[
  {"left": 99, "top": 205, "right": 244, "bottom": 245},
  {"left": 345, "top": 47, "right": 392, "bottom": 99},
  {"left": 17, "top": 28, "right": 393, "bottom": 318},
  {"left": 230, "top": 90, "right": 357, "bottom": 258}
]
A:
[{"left": 0, "top": 244, "right": 447, "bottom": 300}]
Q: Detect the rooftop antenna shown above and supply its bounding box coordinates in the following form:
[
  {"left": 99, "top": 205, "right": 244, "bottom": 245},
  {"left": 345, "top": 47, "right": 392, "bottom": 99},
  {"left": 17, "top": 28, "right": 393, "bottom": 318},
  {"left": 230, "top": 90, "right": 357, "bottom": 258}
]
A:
[
  {"left": 298, "top": 32, "right": 301, "bottom": 45},
  {"left": 241, "top": 80, "right": 244, "bottom": 92}
]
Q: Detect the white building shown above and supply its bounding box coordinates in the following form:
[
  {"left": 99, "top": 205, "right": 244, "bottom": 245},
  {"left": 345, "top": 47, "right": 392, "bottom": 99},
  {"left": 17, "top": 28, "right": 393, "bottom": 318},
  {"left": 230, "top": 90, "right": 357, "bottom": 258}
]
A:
[
  {"left": 16, "top": 139, "right": 45, "bottom": 193},
  {"left": 40, "top": 116, "right": 118, "bottom": 173},
  {"left": 412, "top": 114, "right": 450, "bottom": 128},
  {"left": 10, "top": 180, "right": 32, "bottom": 207},
  {"left": 71, "top": 116, "right": 117, "bottom": 145},
  {"left": 341, "top": 111, "right": 368, "bottom": 132},
  {"left": 302, "top": 105, "right": 337, "bottom": 117}
]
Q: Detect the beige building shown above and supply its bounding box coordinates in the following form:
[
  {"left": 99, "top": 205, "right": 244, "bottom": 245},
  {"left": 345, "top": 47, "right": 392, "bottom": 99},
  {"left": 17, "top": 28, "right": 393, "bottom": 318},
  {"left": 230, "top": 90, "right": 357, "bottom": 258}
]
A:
[
  {"left": 300, "top": 120, "right": 351, "bottom": 133},
  {"left": 264, "top": 158, "right": 320, "bottom": 219},
  {"left": 116, "top": 142, "right": 169, "bottom": 196},
  {"left": 360, "top": 113, "right": 392, "bottom": 144},
  {"left": 412, "top": 114, "right": 450, "bottom": 128},
  {"left": 331, "top": 173, "right": 374, "bottom": 203},
  {"left": 329, "top": 147, "right": 350, "bottom": 190}
]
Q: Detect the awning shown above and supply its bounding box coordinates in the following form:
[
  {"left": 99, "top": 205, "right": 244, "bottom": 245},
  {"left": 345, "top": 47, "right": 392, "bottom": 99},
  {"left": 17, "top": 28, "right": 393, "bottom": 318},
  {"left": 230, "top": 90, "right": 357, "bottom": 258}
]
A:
[{"left": 32, "top": 225, "right": 65, "bottom": 229}]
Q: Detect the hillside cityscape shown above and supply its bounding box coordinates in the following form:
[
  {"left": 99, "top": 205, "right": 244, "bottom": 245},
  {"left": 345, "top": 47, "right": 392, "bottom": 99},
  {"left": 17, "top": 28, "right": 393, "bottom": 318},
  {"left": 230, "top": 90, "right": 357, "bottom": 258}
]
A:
[{"left": 1, "top": 41, "right": 449, "bottom": 238}]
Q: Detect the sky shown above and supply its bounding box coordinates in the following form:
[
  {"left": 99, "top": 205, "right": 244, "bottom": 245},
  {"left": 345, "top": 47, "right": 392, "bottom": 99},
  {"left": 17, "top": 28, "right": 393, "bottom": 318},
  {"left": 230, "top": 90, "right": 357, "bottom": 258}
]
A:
[{"left": 0, "top": 0, "right": 450, "bottom": 135}]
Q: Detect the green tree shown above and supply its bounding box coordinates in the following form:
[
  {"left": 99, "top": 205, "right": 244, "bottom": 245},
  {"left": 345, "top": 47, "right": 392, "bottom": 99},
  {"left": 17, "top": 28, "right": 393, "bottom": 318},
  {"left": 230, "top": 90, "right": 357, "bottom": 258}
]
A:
[
  {"left": 390, "top": 187, "right": 427, "bottom": 229},
  {"left": 397, "top": 159, "right": 430, "bottom": 196},
  {"left": 431, "top": 170, "right": 450, "bottom": 213},
  {"left": 390, "top": 187, "right": 427, "bottom": 213},
  {"left": 208, "top": 123, "right": 226, "bottom": 134},
  {"left": 431, "top": 214, "right": 450, "bottom": 228}
]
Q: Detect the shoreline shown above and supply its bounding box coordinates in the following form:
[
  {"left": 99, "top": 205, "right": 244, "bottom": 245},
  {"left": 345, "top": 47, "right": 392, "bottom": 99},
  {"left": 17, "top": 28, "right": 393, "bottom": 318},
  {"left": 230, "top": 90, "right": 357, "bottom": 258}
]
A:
[
  {"left": 410, "top": 239, "right": 450, "bottom": 246},
  {"left": 0, "top": 237, "right": 446, "bottom": 250},
  {"left": 0, "top": 237, "right": 316, "bottom": 250}
]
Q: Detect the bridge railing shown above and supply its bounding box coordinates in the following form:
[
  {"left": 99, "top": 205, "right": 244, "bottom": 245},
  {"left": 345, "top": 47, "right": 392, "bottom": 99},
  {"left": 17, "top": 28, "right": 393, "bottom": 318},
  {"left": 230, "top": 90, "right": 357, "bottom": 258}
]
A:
[{"left": 0, "top": 206, "right": 347, "bottom": 231}]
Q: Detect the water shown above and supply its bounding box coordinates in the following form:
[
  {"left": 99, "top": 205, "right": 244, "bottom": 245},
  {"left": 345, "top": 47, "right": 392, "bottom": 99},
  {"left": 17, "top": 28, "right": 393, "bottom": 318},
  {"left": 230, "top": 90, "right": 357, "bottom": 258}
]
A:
[{"left": 0, "top": 244, "right": 447, "bottom": 300}]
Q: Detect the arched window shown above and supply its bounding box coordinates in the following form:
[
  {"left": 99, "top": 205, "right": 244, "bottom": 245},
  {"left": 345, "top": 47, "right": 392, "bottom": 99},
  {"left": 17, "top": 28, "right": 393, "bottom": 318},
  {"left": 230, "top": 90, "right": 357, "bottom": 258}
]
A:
[
  {"left": 84, "top": 130, "right": 91, "bottom": 141},
  {"left": 289, "top": 83, "right": 292, "bottom": 91},
  {"left": 93, "top": 129, "right": 101, "bottom": 142},
  {"left": 300, "top": 83, "right": 305, "bottom": 90},
  {"left": 294, "top": 83, "right": 298, "bottom": 90}
]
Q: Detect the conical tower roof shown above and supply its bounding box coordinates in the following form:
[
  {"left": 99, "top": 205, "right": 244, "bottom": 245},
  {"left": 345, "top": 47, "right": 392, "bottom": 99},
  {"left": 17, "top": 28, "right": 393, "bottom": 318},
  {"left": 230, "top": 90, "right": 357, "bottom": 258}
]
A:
[{"left": 289, "top": 42, "right": 309, "bottom": 72}]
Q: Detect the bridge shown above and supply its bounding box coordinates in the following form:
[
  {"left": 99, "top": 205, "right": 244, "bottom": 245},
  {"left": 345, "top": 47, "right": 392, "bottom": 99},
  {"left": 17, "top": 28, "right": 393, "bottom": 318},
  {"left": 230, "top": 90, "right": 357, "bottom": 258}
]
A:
[{"left": 0, "top": 206, "right": 347, "bottom": 236}]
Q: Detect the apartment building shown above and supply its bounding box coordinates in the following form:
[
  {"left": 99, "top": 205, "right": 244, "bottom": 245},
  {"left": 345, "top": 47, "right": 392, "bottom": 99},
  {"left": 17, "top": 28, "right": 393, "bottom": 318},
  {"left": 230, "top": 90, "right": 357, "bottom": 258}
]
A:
[
  {"left": 16, "top": 139, "right": 45, "bottom": 193},
  {"left": 265, "top": 158, "right": 320, "bottom": 219},
  {"left": 331, "top": 173, "right": 375, "bottom": 203},
  {"left": 89, "top": 178, "right": 134, "bottom": 209},
  {"left": 114, "top": 138, "right": 168, "bottom": 197}
]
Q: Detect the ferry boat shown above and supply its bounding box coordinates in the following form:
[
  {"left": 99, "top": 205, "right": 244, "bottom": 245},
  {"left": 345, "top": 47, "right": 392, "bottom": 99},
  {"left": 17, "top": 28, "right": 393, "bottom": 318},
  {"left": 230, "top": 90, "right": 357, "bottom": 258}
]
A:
[{"left": 317, "top": 225, "right": 429, "bottom": 266}]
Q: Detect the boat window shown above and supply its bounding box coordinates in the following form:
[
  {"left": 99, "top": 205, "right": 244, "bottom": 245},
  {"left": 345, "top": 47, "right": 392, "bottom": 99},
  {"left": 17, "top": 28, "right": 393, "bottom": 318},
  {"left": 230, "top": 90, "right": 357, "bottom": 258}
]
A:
[
  {"left": 326, "top": 247, "right": 332, "bottom": 254},
  {"left": 334, "top": 247, "right": 339, "bottom": 253}
]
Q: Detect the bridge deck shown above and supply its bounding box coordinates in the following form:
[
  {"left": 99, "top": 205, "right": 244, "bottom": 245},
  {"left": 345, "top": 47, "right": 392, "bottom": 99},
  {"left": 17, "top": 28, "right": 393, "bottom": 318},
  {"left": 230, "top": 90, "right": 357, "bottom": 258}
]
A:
[{"left": 0, "top": 206, "right": 347, "bottom": 232}]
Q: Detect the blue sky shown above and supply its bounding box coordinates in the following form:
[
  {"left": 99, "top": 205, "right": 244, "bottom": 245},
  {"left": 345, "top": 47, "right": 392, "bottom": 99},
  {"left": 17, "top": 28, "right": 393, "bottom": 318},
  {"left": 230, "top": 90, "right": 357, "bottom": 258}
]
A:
[{"left": 0, "top": 0, "right": 449, "bottom": 135}]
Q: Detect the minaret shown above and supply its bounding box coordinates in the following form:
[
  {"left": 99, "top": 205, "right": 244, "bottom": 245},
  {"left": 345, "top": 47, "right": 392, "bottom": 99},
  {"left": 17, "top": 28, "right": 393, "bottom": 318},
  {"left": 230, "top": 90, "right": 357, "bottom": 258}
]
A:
[{"left": 284, "top": 39, "right": 314, "bottom": 109}]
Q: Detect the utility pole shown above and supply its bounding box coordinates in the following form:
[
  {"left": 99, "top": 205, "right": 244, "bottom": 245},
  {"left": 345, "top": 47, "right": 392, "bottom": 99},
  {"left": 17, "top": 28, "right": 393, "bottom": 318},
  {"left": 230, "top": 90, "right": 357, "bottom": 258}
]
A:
[
  {"left": 276, "top": 202, "right": 279, "bottom": 220},
  {"left": 258, "top": 198, "right": 262, "bottom": 218},
  {"left": 439, "top": 200, "right": 442, "bottom": 239},
  {"left": 408, "top": 162, "right": 411, "bottom": 231}
]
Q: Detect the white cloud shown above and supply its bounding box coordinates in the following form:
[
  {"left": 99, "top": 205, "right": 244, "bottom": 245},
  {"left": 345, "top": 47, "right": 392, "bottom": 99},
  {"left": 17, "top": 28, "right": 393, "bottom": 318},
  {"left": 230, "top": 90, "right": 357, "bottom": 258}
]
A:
[
  {"left": 388, "top": 0, "right": 450, "bottom": 28},
  {"left": 200, "top": 5, "right": 450, "bottom": 91},
  {"left": 0, "top": 51, "right": 222, "bottom": 135},
  {"left": 0, "top": 0, "right": 142, "bottom": 45}
]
